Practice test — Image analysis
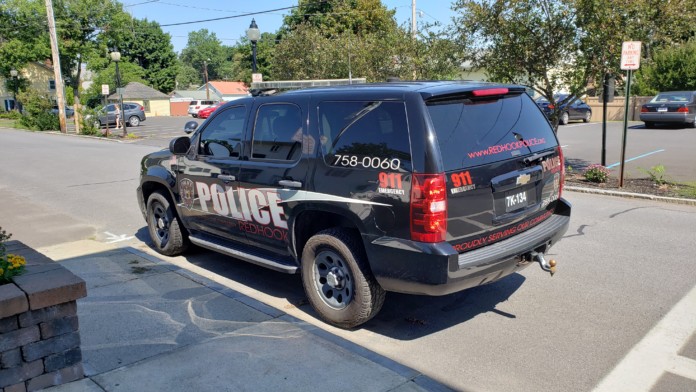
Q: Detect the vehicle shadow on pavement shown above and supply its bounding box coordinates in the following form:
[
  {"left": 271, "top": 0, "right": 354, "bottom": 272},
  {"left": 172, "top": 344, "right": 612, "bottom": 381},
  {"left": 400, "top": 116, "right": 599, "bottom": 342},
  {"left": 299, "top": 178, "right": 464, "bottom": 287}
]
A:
[
  {"left": 565, "top": 157, "right": 593, "bottom": 171},
  {"left": 135, "top": 228, "right": 526, "bottom": 341}
]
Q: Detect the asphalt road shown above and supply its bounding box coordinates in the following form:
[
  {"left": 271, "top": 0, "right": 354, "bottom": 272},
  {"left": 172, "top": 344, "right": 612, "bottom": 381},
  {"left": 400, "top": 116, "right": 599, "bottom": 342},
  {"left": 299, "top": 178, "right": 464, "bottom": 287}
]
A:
[
  {"left": 1, "top": 128, "right": 695, "bottom": 391},
  {"left": 556, "top": 120, "right": 696, "bottom": 183}
]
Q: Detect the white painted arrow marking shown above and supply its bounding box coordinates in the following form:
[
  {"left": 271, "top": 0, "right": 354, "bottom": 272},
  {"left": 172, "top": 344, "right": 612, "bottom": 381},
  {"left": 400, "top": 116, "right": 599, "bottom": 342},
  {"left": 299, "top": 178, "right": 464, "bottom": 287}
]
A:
[{"left": 104, "top": 231, "right": 134, "bottom": 244}]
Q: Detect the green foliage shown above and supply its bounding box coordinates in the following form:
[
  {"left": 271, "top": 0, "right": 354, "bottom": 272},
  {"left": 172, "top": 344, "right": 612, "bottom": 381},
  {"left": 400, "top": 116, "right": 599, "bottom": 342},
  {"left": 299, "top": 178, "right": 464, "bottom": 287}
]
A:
[
  {"left": 583, "top": 164, "right": 610, "bottom": 183},
  {"left": 179, "top": 29, "right": 234, "bottom": 85},
  {"left": 676, "top": 182, "right": 696, "bottom": 199},
  {"left": 16, "top": 89, "right": 59, "bottom": 131},
  {"left": 0, "top": 227, "right": 26, "bottom": 284},
  {"left": 639, "top": 164, "right": 669, "bottom": 186},
  {"left": 0, "top": 111, "right": 21, "bottom": 120},
  {"left": 634, "top": 41, "right": 696, "bottom": 95},
  {"left": 78, "top": 106, "right": 102, "bottom": 135},
  {"left": 82, "top": 61, "right": 147, "bottom": 107},
  {"left": 281, "top": 0, "right": 397, "bottom": 37}
]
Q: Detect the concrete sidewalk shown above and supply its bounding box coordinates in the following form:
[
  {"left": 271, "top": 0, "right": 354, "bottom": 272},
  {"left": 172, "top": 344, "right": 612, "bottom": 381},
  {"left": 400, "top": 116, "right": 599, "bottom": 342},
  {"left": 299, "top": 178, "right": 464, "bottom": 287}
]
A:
[{"left": 36, "top": 240, "right": 450, "bottom": 392}]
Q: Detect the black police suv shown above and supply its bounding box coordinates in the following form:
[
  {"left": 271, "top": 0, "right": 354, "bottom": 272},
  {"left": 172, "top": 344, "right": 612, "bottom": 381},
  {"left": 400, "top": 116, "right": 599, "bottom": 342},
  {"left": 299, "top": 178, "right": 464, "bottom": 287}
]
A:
[{"left": 137, "top": 81, "right": 571, "bottom": 328}]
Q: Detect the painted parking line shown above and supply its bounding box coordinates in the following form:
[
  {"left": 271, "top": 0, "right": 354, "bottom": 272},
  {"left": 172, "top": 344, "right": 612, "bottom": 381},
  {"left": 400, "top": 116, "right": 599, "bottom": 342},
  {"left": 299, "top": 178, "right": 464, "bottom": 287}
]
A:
[
  {"left": 562, "top": 123, "right": 594, "bottom": 128},
  {"left": 593, "top": 283, "right": 696, "bottom": 392},
  {"left": 605, "top": 149, "right": 665, "bottom": 169}
]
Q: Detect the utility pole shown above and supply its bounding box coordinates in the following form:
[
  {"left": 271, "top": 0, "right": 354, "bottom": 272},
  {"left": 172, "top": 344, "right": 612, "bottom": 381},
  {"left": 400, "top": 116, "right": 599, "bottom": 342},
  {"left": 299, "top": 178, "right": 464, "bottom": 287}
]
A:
[
  {"left": 411, "top": 0, "right": 417, "bottom": 80},
  {"left": 45, "top": 0, "right": 67, "bottom": 133},
  {"left": 204, "top": 60, "right": 210, "bottom": 100}
]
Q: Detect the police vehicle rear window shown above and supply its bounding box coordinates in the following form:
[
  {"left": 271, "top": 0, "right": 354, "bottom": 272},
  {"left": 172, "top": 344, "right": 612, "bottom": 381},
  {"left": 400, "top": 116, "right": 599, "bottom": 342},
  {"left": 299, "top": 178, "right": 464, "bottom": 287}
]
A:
[{"left": 426, "top": 93, "right": 556, "bottom": 170}]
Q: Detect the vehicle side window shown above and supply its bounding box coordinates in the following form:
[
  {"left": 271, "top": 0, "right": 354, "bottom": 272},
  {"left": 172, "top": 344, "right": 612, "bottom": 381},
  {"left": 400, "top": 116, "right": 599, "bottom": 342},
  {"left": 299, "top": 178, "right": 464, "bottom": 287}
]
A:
[
  {"left": 251, "top": 103, "right": 303, "bottom": 161},
  {"left": 318, "top": 101, "right": 411, "bottom": 172},
  {"left": 198, "top": 105, "right": 246, "bottom": 158}
]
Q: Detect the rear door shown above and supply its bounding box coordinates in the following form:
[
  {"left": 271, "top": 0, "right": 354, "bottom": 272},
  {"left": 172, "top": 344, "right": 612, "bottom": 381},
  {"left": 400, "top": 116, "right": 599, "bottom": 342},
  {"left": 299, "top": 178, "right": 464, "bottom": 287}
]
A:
[{"left": 425, "top": 88, "right": 562, "bottom": 252}]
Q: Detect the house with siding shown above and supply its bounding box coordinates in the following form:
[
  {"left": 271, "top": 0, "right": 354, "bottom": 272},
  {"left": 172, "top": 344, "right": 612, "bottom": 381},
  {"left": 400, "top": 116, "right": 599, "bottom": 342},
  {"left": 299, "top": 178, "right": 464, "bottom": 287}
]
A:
[
  {"left": 107, "top": 81, "right": 171, "bottom": 116},
  {"left": 0, "top": 62, "right": 58, "bottom": 111}
]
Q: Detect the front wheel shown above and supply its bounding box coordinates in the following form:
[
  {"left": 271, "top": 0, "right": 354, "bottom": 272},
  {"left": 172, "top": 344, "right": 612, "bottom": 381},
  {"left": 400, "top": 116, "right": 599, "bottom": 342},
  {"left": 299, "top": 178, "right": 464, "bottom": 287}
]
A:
[
  {"left": 146, "top": 191, "right": 189, "bottom": 256},
  {"left": 559, "top": 111, "right": 569, "bottom": 125},
  {"left": 301, "top": 228, "right": 385, "bottom": 329},
  {"left": 582, "top": 111, "right": 592, "bottom": 123},
  {"left": 128, "top": 115, "right": 140, "bottom": 127}
]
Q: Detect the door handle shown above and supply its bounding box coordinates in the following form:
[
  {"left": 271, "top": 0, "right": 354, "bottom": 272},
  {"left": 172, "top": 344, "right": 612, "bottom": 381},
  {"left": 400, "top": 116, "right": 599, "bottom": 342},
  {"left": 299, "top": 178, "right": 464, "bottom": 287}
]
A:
[
  {"left": 278, "top": 180, "right": 302, "bottom": 188},
  {"left": 218, "top": 174, "right": 236, "bottom": 182}
]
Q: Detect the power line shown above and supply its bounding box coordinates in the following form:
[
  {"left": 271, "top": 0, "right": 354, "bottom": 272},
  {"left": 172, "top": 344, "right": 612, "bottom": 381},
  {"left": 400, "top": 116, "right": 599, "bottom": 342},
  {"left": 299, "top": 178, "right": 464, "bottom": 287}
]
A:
[{"left": 160, "top": 6, "right": 297, "bottom": 27}]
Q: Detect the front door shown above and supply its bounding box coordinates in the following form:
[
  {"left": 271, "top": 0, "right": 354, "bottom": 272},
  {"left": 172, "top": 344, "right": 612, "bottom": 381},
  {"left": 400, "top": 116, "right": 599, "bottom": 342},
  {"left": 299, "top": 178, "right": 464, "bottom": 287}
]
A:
[
  {"left": 177, "top": 104, "right": 248, "bottom": 245},
  {"left": 237, "top": 101, "right": 309, "bottom": 256}
]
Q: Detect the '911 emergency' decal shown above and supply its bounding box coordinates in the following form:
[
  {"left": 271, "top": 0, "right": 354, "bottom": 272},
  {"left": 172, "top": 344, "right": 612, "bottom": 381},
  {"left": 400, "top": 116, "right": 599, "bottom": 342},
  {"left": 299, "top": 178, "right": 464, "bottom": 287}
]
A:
[{"left": 377, "top": 172, "right": 405, "bottom": 195}]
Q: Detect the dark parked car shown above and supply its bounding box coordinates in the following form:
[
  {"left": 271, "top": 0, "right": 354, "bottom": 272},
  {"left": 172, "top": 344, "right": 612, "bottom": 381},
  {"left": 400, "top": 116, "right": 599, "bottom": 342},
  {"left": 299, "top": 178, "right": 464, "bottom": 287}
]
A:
[
  {"left": 640, "top": 91, "right": 696, "bottom": 128},
  {"left": 137, "top": 81, "right": 571, "bottom": 328},
  {"left": 94, "top": 102, "right": 146, "bottom": 127},
  {"left": 50, "top": 105, "right": 74, "bottom": 117},
  {"left": 536, "top": 94, "right": 592, "bottom": 125}
]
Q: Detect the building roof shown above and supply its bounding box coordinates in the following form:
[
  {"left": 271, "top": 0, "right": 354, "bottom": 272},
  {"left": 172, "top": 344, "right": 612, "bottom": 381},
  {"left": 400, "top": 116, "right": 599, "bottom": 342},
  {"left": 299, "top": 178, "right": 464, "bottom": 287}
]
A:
[
  {"left": 108, "top": 81, "right": 169, "bottom": 100},
  {"left": 203, "top": 81, "right": 249, "bottom": 96}
]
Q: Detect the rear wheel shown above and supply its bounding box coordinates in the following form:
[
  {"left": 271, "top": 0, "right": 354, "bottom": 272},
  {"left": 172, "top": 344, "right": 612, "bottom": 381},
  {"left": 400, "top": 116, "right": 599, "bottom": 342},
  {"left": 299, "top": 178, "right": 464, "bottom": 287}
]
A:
[
  {"left": 146, "top": 191, "right": 189, "bottom": 256},
  {"left": 128, "top": 116, "right": 140, "bottom": 127},
  {"left": 644, "top": 121, "right": 654, "bottom": 129},
  {"left": 582, "top": 111, "right": 592, "bottom": 123},
  {"left": 689, "top": 117, "right": 696, "bottom": 129},
  {"left": 559, "top": 111, "right": 569, "bottom": 125},
  {"left": 301, "top": 228, "right": 385, "bottom": 328}
]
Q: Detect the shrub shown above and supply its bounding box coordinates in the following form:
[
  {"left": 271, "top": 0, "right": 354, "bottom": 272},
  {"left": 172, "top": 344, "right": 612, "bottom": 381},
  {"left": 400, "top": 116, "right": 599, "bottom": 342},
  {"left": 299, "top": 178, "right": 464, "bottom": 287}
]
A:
[
  {"left": 0, "top": 227, "right": 26, "bottom": 284},
  {"left": 583, "top": 164, "right": 610, "bottom": 183},
  {"left": 16, "top": 89, "right": 60, "bottom": 131},
  {"left": 0, "top": 111, "right": 21, "bottom": 120},
  {"left": 640, "top": 164, "right": 669, "bottom": 186},
  {"left": 79, "top": 106, "right": 103, "bottom": 136}
]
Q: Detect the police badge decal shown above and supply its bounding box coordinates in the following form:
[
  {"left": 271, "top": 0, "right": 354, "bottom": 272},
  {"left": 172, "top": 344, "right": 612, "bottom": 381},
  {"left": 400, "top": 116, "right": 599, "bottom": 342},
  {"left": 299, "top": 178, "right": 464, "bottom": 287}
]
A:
[{"left": 179, "top": 178, "right": 195, "bottom": 209}]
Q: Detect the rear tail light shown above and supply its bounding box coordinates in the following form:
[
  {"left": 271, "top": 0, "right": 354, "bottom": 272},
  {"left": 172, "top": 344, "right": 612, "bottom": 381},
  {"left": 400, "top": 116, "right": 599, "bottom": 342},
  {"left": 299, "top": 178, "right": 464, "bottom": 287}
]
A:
[
  {"left": 641, "top": 107, "right": 648, "bottom": 113},
  {"left": 557, "top": 145, "right": 565, "bottom": 199},
  {"left": 677, "top": 107, "right": 689, "bottom": 113},
  {"left": 410, "top": 173, "right": 447, "bottom": 243}
]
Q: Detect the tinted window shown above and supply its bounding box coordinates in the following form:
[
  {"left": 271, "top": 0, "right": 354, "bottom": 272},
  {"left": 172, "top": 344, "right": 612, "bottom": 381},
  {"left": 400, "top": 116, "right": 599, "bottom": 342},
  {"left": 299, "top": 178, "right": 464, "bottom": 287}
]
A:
[
  {"left": 251, "top": 103, "right": 303, "bottom": 161},
  {"left": 427, "top": 93, "right": 556, "bottom": 170},
  {"left": 198, "top": 105, "right": 246, "bottom": 158},
  {"left": 319, "top": 101, "right": 411, "bottom": 172},
  {"left": 189, "top": 101, "right": 199, "bottom": 106},
  {"left": 650, "top": 92, "right": 692, "bottom": 103}
]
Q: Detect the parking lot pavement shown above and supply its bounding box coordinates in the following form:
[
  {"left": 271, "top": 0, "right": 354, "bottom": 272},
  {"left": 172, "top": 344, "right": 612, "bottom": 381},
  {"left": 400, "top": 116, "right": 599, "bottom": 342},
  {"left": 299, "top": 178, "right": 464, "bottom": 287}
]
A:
[
  {"left": 39, "top": 240, "right": 449, "bottom": 392},
  {"left": 593, "top": 284, "right": 696, "bottom": 392}
]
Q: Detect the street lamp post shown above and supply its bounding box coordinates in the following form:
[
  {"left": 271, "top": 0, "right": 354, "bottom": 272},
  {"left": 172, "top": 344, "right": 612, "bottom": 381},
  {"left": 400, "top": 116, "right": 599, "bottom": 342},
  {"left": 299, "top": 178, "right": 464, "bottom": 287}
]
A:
[
  {"left": 246, "top": 19, "right": 260, "bottom": 74},
  {"left": 110, "top": 51, "right": 127, "bottom": 137},
  {"left": 9, "top": 69, "right": 18, "bottom": 111}
]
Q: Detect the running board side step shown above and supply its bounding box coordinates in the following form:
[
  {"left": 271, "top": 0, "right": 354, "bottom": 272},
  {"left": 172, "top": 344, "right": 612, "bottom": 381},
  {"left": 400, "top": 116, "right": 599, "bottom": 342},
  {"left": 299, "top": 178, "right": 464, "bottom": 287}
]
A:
[{"left": 189, "top": 235, "right": 298, "bottom": 274}]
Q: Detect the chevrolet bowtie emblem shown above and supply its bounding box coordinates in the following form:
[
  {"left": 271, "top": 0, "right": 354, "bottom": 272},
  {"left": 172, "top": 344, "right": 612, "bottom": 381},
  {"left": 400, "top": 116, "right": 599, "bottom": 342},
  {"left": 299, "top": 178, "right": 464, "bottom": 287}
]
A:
[{"left": 516, "top": 173, "right": 531, "bottom": 185}]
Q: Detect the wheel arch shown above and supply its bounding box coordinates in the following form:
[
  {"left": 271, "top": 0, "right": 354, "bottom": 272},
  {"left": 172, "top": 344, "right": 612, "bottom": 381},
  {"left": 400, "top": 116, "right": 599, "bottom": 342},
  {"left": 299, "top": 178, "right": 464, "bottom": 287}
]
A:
[{"left": 290, "top": 208, "right": 366, "bottom": 264}]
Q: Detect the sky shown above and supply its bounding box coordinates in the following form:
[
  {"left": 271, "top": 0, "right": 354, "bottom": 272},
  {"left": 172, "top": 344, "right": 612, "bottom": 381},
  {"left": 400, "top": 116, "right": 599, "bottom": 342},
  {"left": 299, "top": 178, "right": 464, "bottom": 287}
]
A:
[{"left": 124, "top": 0, "right": 456, "bottom": 54}]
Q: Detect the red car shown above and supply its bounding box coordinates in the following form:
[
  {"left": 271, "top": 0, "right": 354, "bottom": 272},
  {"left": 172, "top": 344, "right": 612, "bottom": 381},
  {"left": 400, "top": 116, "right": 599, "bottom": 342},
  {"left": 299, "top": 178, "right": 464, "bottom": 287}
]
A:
[{"left": 197, "top": 102, "right": 223, "bottom": 119}]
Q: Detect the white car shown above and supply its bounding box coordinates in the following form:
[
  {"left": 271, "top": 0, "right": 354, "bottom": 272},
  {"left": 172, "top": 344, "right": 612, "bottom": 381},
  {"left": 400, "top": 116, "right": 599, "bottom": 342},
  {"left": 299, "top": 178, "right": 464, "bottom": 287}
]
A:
[{"left": 188, "top": 100, "right": 218, "bottom": 118}]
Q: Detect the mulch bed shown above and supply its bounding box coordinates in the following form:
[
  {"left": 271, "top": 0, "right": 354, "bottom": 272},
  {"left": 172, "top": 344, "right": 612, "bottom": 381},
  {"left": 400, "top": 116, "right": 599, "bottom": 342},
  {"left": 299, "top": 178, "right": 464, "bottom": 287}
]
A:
[{"left": 565, "top": 172, "right": 693, "bottom": 199}]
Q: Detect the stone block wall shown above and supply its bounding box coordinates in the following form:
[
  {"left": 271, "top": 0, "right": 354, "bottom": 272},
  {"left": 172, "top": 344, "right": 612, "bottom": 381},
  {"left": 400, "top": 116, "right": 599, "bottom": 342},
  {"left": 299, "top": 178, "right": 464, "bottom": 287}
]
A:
[{"left": 0, "top": 242, "right": 86, "bottom": 392}]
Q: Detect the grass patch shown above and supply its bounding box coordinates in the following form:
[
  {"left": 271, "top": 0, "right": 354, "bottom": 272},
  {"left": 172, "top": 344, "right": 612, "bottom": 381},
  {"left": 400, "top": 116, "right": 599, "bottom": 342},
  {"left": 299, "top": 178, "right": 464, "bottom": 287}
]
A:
[{"left": 675, "top": 181, "right": 696, "bottom": 199}]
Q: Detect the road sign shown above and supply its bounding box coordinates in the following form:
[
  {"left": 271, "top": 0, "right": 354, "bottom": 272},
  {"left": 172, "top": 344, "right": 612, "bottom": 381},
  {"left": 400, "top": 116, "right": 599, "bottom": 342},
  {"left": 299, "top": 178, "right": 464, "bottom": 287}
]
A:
[
  {"left": 252, "top": 73, "right": 263, "bottom": 83},
  {"left": 620, "top": 41, "right": 642, "bottom": 70},
  {"left": 101, "top": 84, "right": 109, "bottom": 95}
]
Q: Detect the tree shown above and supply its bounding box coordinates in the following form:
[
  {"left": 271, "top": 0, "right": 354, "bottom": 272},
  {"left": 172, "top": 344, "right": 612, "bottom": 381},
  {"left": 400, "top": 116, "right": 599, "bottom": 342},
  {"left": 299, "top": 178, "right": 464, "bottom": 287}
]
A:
[
  {"left": 104, "top": 18, "right": 178, "bottom": 93},
  {"left": 634, "top": 40, "right": 696, "bottom": 95},
  {"left": 82, "top": 61, "right": 147, "bottom": 107},
  {"left": 179, "top": 29, "right": 233, "bottom": 86},
  {"left": 281, "top": 0, "right": 397, "bottom": 37},
  {"left": 229, "top": 32, "right": 276, "bottom": 83}
]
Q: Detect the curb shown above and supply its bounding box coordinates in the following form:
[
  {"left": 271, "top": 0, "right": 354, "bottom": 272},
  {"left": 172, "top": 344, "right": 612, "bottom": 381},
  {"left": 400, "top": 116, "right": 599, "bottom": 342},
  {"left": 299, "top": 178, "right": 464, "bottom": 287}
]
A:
[{"left": 565, "top": 185, "right": 696, "bottom": 206}]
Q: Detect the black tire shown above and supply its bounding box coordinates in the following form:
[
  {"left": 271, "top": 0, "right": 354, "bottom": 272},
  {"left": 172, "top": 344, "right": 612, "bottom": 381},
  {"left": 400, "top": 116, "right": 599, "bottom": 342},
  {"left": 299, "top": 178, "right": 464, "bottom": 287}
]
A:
[
  {"left": 128, "top": 116, "right": 140, "bottom": 127},
  {"left": 582, "top": 111, "right": 592, "bottom": 123},
  {"left": 689, "top": 117, "right": 696, "bottom": 129},
  {"left": 301, "top": 228, "right": 385, "bottom": 328},
  {"left": 559, "top": 111, "right": 569, "bottom": 125},
  {"left": 146, "top": 191, "right": 189, "bottom": 256},
  {"left": 644, "top": 121, "right": 654, "bottom": 129}
]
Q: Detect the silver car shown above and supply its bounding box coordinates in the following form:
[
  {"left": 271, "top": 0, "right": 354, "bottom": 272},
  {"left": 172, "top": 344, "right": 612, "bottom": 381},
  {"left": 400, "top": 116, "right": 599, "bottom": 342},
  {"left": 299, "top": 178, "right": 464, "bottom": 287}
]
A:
[{"left": 95, "top": 102, "right": 147, "bottom": 127}]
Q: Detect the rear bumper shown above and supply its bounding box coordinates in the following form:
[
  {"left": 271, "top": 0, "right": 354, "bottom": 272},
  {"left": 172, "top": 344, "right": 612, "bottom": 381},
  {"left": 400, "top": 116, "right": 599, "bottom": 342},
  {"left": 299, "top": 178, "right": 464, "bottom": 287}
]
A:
[
  {"left": 365, "top": 199, "right": 571, "bottom": 296},
  {"left": 640, "top": 113, "right": 694, "bottom": 123}
]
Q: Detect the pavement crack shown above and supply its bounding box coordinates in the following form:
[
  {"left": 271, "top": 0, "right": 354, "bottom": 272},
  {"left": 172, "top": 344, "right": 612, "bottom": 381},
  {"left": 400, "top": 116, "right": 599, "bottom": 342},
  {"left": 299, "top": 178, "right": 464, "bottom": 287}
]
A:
[{"left": 67, "top": 178, "right": 137, "bottom": 188}]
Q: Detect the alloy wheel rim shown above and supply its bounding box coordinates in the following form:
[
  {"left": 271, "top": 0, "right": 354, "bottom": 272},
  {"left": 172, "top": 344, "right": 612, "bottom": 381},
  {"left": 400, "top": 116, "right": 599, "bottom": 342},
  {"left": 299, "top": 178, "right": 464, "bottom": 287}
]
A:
[{"left": 152, "top": 202, "right": 170, "bottom": 246}]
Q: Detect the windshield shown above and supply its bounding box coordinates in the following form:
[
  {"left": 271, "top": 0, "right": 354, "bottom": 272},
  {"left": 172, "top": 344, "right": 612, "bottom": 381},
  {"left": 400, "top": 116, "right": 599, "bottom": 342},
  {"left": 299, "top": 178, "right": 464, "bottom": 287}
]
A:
[{"left": 650, "top": 92, "right": 692, "bottom": 103}]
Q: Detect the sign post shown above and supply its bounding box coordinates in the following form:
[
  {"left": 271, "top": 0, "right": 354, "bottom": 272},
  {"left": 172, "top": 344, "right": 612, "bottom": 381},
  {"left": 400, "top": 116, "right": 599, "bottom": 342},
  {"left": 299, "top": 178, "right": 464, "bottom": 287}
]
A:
[
  {"left": 618, "top": 41, "right": 641, "bottom": 187},
  {"left": 101, "top": 84, "right": 110, "bottom": 136}
]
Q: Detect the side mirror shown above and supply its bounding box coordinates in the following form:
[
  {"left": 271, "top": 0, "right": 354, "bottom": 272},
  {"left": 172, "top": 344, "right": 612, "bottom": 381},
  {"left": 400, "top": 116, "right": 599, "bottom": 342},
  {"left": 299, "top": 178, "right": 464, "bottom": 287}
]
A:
[
  {"left": 184, "top": 121, "right": 198, "bottom": 134},
  {"left": 169, "top": 136, "right": 191, "bottom": 155}
]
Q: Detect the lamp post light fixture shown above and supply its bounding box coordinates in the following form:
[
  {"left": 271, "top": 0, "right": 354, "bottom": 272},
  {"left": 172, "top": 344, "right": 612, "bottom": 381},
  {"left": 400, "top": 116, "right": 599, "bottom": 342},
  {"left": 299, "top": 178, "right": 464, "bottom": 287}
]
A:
[
  {"left": 109, "top": 50, "right": 127, "bottom": 137},
  {"left": 9, "top": 69, "right": 18, "bottom": 111},
  {"left": 246, "top": 19, "right": 260, "bottom": 73}
]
